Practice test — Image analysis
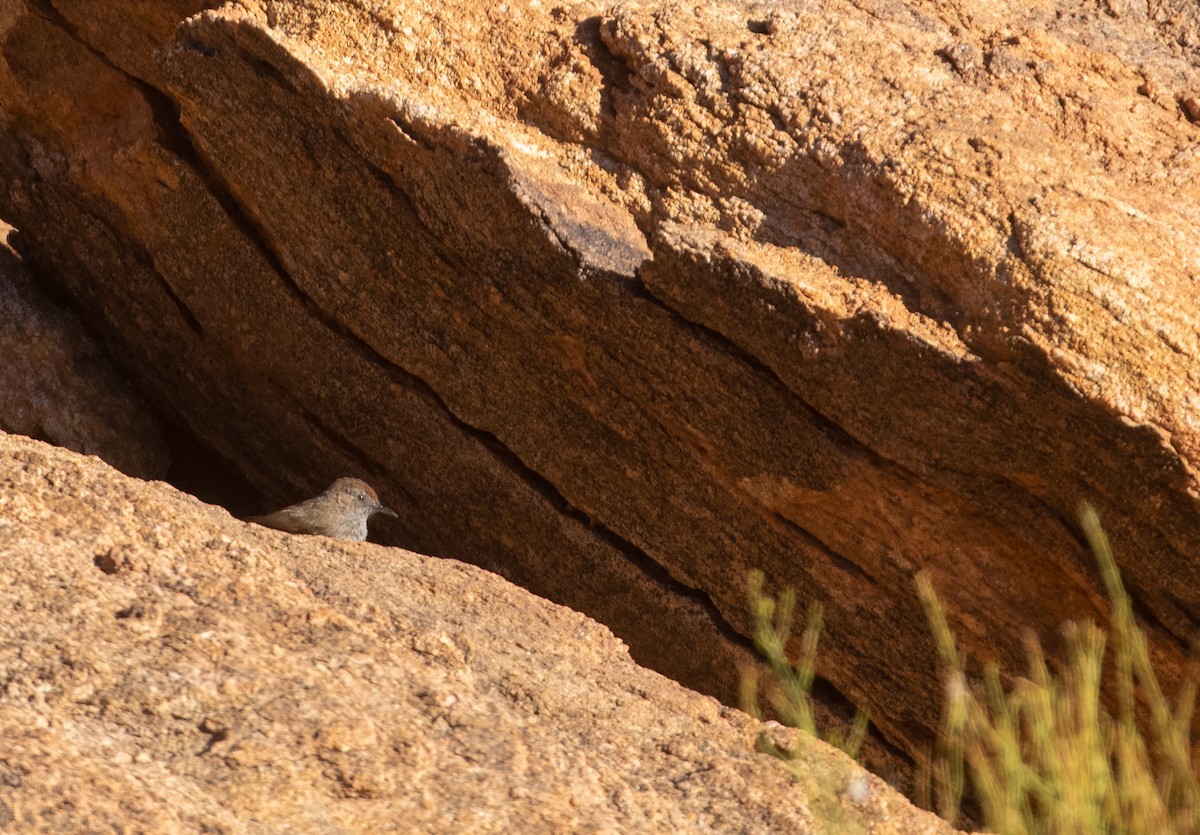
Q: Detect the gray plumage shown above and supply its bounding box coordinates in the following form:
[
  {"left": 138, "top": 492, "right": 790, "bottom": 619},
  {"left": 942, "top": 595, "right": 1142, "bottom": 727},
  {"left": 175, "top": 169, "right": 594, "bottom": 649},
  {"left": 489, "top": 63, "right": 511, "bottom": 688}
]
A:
[{"left": 249, "top": 477, "right": 397, "bottom": 541}]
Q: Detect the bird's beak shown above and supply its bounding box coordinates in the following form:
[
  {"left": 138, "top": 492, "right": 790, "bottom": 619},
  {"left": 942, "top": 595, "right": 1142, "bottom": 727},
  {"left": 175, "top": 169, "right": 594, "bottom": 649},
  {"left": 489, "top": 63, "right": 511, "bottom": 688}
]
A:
[{"left": 373, "top": 502, "right": 398, "bottom": 520}]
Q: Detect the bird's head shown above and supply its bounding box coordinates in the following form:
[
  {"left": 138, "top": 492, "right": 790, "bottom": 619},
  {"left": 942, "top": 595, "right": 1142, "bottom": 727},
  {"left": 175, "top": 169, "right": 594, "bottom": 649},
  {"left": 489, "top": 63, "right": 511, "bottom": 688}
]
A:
[{"left": 328, "top": 477, "right": 398, "bottom": 522}]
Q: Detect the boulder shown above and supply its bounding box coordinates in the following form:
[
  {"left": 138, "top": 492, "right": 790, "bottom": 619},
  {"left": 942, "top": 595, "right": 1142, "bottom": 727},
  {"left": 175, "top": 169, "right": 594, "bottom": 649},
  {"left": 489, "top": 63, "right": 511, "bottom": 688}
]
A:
[
  {"left": 0, "top": 432, "right": 955, "bottom": 833},
  {"left": 1, "top": 0, "right": 1198, "bottom": 790}
]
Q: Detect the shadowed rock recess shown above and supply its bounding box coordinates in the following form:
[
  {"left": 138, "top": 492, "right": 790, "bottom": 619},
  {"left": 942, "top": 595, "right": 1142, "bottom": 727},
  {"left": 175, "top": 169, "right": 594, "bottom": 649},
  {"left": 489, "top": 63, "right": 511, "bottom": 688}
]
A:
[
  {"left": 1, "top": 0, "right": 1199, "bottom": 798},
  {"left": 0, "top": 223, "right": 168, "bottom": 478}
]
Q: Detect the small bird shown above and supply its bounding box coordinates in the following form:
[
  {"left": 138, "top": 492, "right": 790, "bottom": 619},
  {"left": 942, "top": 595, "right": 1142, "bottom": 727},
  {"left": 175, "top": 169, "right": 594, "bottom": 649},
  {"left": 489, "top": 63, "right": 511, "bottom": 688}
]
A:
[{"left": 249, "top": 477, "right": 397, "bottom": 541}]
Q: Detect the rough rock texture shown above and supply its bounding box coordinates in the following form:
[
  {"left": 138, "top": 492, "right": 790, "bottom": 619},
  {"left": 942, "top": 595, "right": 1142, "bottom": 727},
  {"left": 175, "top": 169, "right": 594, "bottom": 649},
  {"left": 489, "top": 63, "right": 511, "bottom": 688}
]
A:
[
  {"left": 2, "top": 0, "right": 1200, "bottom": 793},
  {"left": 0, "top": 222, "right": 167, "bottom": 478},
  {"left": 0, "top": 432, "right": 957, "bottom": 833}
]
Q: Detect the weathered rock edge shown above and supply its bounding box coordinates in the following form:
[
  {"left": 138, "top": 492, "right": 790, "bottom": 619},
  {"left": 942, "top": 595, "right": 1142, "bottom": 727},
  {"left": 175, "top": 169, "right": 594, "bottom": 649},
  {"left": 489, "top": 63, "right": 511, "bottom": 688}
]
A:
[{"left": 0, "top": 432, "right": 956, "bottom": 833}]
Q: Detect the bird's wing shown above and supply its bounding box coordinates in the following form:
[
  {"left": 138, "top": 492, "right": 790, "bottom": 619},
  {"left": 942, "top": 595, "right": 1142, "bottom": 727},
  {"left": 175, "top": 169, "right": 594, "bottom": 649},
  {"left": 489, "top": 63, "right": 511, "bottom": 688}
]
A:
[{"left": 247, "top": 507, "right": 310, "bottom": 534}]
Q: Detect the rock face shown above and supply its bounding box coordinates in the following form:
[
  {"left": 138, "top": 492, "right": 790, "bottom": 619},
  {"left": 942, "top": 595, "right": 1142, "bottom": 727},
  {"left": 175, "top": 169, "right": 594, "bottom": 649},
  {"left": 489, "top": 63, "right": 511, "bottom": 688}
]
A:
[
  {"left": 0, "top": 432, "right": 956, "bottom": 833},
  {"left": 1, "top": 0, "right": 1199, "bottom": 793},
  {"left": 0, "top": 223, "right": 168, "bottom": 478}
]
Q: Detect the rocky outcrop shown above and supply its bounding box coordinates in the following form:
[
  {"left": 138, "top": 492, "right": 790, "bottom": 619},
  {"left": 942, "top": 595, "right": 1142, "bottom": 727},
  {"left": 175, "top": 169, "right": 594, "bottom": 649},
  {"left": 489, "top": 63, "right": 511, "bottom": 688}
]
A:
[
  {"left": 1, "top": 0, "right": 1199, "bottom": 792},
  {"left": 0, "top": 432, "right": 956, "bottom": 833},
  {"left": 0, "top": 223, "right": 167, "bottom": 478}
]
